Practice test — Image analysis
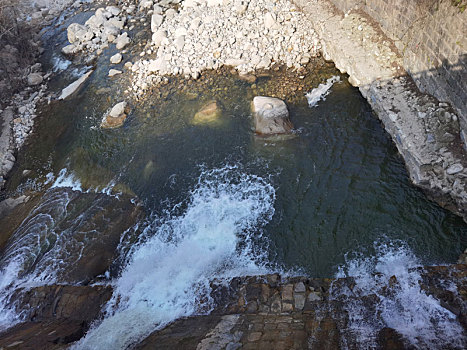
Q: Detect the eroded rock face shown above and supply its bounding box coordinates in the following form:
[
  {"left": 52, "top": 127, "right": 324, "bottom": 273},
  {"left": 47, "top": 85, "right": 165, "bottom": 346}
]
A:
[
  {"left": 251, "top": 96, "right": 293, "bottom": 135},
  {"left": 101, "top": 101, "right": 130, "bottom": 129},
  {"left": 192, "top": 100, "right": 221, "bottom": 125},
  {"left": 1, "top": 188, "right": 142, "bottom": 284},
  {"left": 0, "top": 285, "right": 112, "bottom": 349}
]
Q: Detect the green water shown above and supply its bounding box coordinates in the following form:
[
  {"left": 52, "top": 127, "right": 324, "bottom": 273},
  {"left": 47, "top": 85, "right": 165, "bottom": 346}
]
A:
[{"left": 5, "top": 50, "right": 467, "bottom": 277}]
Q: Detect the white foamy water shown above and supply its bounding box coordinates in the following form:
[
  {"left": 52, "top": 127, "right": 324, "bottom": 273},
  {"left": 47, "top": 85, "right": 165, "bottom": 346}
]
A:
[
  {"left": 72, "top": 166, "right": 276, "bottom": 349},
  {"left": 305, "top": 75, "right": 341, "bottom": 107},
  {"left": 51, "top": 54, "right": 71, "bottom": 72},
  {"left": 334, "top": 242, "right": 466, "bottom": 349},
  {"left": 51, "top": 168, "right": 118, "bottom": 195},
  {"left": 0, "top": 189, "right": 72, "bottom": 331},
  {"left": 51, "top": 168, "right": 83, "bottom": 191}
]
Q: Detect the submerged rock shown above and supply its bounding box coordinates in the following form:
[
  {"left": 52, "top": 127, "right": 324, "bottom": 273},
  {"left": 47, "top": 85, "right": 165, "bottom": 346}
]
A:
[
  {"left": 192, "top": 100, "right": 221, "bottom": 125},
  {"left": 251, "top": 96, "right": 293, "bottom": 135},
  {"left": 101, "top": 101, "right": 129, "bottom": 128}
]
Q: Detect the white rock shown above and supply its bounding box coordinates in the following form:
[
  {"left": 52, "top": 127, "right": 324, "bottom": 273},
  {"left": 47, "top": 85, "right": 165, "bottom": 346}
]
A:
[
  {"left": 152, "top": 30, "right": 167, "bottom": 45},
  {"left": 109, "top": 102, "right": 127, "bottom": 118},
  {"left": 103, "top": 24, "right": 120, "bottom": 38},
  {"left": 174, "top": 27, "right": 188, "bottom": 37},
  {"left": 447, "top": 163, "right": 464, "bottom": 175},
  {"left": 151, "top": 14, "right": 164, "bottom": 32},
  {"left": 110, "top": 53, "right": 123, "bottom": 64},
  {"left": 62, "top": 44, "right": 77, "bottom": 55},
  {"left": 148, "top": 58, "right": 167, "bottom": 73},
  {"left": 140, "top": 0, "right": 153, "bottom": 10},
  {"left": 59, "top": 70, "right": 93, "bottom": 100},
  {"left": 153, "top": 5, "right": 163, "bottom": 14},
  {"left": 174, "top": 36, "right": 185, "bottom": 50},
  {"left": 67, "top": 23, "right": 88, "bottom": 43},
  {"left": 207, "top": 0, "right": 223, "bottom": 6},
  {"left": 106, "top": 6, "right": 121, "bottom": 16},
  {"left": 85, "top": 14, "right": 105, "bottom": 28},
  {"left": 108, "top": 17, "right": 125, "bottom": 30},
  {"left": 108, "top": 69, "right": 122, "bottom": 77},
  {"left": 264, "top": 12, "right": 277, "bottom": 29}
]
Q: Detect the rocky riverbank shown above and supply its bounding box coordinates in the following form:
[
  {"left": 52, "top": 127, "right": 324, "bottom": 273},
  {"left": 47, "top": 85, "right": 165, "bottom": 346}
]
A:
[{"left": 0, "top": 0, "right": 87, "bottom": 190}]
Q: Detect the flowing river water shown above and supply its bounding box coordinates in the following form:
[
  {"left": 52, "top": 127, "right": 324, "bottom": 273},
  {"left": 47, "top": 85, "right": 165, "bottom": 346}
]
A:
[{"left": 0, "top": 10, "right": 466, "bottom": 349}]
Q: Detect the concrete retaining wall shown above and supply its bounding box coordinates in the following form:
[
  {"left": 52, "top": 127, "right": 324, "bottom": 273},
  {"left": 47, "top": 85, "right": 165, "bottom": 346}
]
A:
[{"left": 329, "top": 0, "right": 467, "bottom": 126}]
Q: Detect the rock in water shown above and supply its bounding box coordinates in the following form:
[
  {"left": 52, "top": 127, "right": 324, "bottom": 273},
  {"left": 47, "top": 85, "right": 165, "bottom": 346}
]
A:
[
  {"left": 101, "top": 101, "right": 129, "bottom": 128},
  {"left": 192, "top": 100, "right": 221, "bottom": 125},
  {"left": 108, "top": 69, "right": 122, "bottom": 77},
  {"left": 67, "top": 23, "right": 88, "bottom": 43},
  {"left": 59, "top": 70, "right": 93, "bottom": 100},
  {"left": 251, "top": 96, "right": 293, "bottom": 135},
  {"left": 110, "top": 53, "right": 123, "bottom": 64}
]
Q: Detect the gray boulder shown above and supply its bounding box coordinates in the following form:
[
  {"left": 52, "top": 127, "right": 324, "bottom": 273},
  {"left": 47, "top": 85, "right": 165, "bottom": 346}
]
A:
[
  {"left": 27, "top": 72, "right": 43, "bottom": 86},
  {"left": 251, "top": 96, "right": 293, "bottom": 135}
]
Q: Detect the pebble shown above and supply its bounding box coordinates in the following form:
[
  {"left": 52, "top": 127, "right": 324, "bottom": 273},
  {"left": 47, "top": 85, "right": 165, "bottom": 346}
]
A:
[{"left": 110, "top": 53, "right": 123, "bottom": 64}]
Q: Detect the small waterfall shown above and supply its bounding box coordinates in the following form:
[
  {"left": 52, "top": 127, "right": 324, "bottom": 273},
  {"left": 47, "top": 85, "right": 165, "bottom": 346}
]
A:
[
  {"left": 333, "top": 241, "right": 466, "bottom": 349},
  {"left": 0, "top": 189, "right": 73, "bottom": 330},
  {"left": 72, "top": 166, "right": 276, "bottom": 349}
]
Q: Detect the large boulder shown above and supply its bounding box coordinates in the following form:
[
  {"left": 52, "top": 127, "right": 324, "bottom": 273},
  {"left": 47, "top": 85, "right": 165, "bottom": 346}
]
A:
[
  {"left": 251, "top": 96, "right": 293, "bottom": 135},
  {"left": 101, "top": 101, "right": 129, "bottom": 128}
]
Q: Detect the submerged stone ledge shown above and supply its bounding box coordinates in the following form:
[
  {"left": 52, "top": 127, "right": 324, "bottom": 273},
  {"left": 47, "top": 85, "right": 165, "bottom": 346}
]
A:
[{"left": 294, "top": 0, "right": 467, "bottom": 221}]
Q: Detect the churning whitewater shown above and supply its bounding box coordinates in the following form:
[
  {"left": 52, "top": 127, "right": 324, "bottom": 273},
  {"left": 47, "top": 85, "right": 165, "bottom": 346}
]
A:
[
  {"left": 334, "top": 241, "right": 466, "bottom": 349},
  {"left": 73, "top": 166, "right": 276, "bottom": 349}
]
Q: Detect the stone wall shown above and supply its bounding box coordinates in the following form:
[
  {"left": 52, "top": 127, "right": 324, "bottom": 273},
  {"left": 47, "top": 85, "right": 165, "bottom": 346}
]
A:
[{"left": 329, "top": 0, "right": 467, "bottom": 126}]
